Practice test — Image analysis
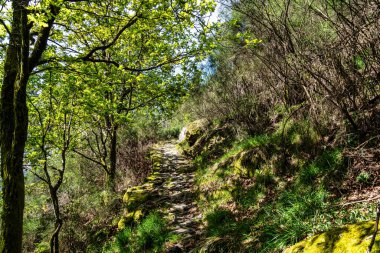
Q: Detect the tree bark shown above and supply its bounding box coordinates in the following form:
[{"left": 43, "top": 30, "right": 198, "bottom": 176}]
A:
[{"left": 0, "top": 1, "right": 30, "bottom": 252}]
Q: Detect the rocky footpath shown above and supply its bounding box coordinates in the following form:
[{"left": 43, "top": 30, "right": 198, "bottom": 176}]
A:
[{"left": 118, "top": 141, "right": 203, "bottom": 252}]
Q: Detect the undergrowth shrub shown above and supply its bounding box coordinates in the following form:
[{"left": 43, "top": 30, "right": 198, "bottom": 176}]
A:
[
  {"left": 117, "top": 137, "right": 153, "bottom": 188},
  {"left": 180, "top": 54, "right": 274, "bottom": 136},
  {"left": 157, "top": 126, "right": 181, "bottom": 140},
  {"left": 274, "top": 117, "right": 320, "bottom": 153}
]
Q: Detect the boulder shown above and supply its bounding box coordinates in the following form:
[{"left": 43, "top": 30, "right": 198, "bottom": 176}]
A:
[
  {"left": 179, "top": 120, "right": 235, "bottom": 159},
  {"left": 182, "top": 119, "right": 210, "bottom": 147}
]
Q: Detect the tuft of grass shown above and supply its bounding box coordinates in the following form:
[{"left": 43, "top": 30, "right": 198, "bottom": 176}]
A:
[
  {"left": 356, "top": 171, "right": 370, "bottom": 184},
  {"left": 103, "top": 212, "right": 168, "bottom": 253},
  {"left": 135, "top": 212, "right": 167, "bottom": 251},
  {"left": 206, "top": 209, "right": 236, "bottom": 236},
  {"left": 35, "top": 242, "right": 50, "bottom": 253},
  {"left": 273, "top": 118, "right": 320, "bottom": 155},
  {"left": 298, "top": 148, "right": 345, "bottom": 186}
]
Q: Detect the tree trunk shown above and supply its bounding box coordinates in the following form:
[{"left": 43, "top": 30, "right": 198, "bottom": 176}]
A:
[
  {"left": 107, "top": 125, "right": 118, "bottom": 192},
  {"left": 49, "top": 188, "right": 62, "bottom": 253},
  {"left": 0, "top": 1, "right": 30, "bottom": 252}
]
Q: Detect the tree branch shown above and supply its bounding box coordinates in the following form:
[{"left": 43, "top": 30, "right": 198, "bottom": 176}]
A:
[
  {"left": 29, "top": 4, "right": 60, "bottom": 72},
  {"left": 82, "top": 52, "right": 198, "bottom": 72},
  {"left": 30, "top": 170, "right": 49, "bottom": 184},
  {"left": 0, "top": 18, "right": 10, "bottom": 35},
  {"left": 80, "top": 14, "right": 141, "bottom": 61},
  {"left": 73, "top": 149, "right": 106, "bottom": 168}
]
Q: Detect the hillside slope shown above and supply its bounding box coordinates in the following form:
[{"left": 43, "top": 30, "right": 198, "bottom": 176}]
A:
[{"left": 179, "top": 119, "right": 380, "bottom": 253}]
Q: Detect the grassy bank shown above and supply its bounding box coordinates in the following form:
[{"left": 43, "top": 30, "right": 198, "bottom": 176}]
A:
[{"left": 191, "top": 120, "right": 378, "bottom": 252}]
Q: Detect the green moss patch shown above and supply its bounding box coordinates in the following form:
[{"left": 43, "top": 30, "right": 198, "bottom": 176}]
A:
[{"left": 285, "top": 221, "right": 380, "bottom": 253}]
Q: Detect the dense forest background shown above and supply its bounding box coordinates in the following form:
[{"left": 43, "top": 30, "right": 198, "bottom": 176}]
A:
[{"left": 0, "top": 0, "right": 379, "bottom": 252}]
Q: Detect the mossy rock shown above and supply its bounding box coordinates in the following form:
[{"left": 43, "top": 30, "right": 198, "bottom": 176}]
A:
[
  {"left": 232, "top": 148, "right": 267, "bottom": 177},
  {"left": 123, "top": 187, "right": 150, "bottom": 210},
  {"left": 141, "top": 182, "right": 155, "bottom": 190},
  {"left": 179, "top": 119, "right": 211, "bottom": 156},
  {"left": 180, "top": 121, "right": 235, "bottom": 158},
  {"left": 153, "top": 161, "right": 161, "bottom": 170},
  {"left": 176, "top": 163, "right": 194, "bottom": 173},
  {"left": 112, "top": 216, "right": 121, "bottom": 227},
  {"left": 118, "top": 210, "right": 144, "bottom": 230},
  {"left": 183, "top": 119, "right": 210, "bottom": 146},
  {"left": 200, "top": 134, "right": 228, "bottom": 158},
  {"left": 215, "top": 147, "right": 268, "bottom": 177},
  {"left": 196, "top": 123, "right": 235, "bottom": 159},
  {"left": 150, "top": 149, "right": 163, "bottom": 171},
  {"left": 146, "top": 172, "right": 165, "bottom": 186},
  {"left": 285, "top": 221, "right": 380, "bottom": 253},
  {"left": 146, "top": 172, "right": 160, "bottom": 182}
]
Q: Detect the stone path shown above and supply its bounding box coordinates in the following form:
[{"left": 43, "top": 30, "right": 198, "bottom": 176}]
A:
[
  {"left": 154, "top": 142, "right": 203, "bottom": 253},
  {"left": 122, "top": 141, "right": 203, "bottom": 252}
]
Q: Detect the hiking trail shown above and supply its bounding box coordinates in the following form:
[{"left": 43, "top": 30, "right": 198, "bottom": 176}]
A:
[{"left": 123, "top": 141, "right": 203, "bottom": 252}]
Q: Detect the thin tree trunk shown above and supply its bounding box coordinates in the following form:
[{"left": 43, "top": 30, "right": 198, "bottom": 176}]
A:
[
  {"left": 108, "top": 125, "right": 118, "bottom": 192},
  {"left": 49, "top": 188, "right": 62, "bottom": 253},
  {"left": 49, "top": 126, "right": 69, "bottom": 253},
  {"left": 0, "top": 1, "right": 29, "bottom": 252}
]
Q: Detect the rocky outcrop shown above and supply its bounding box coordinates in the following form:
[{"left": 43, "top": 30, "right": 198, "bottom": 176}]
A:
[{"left": 179, "top": 120, "right": 235, "bottom": 159}]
